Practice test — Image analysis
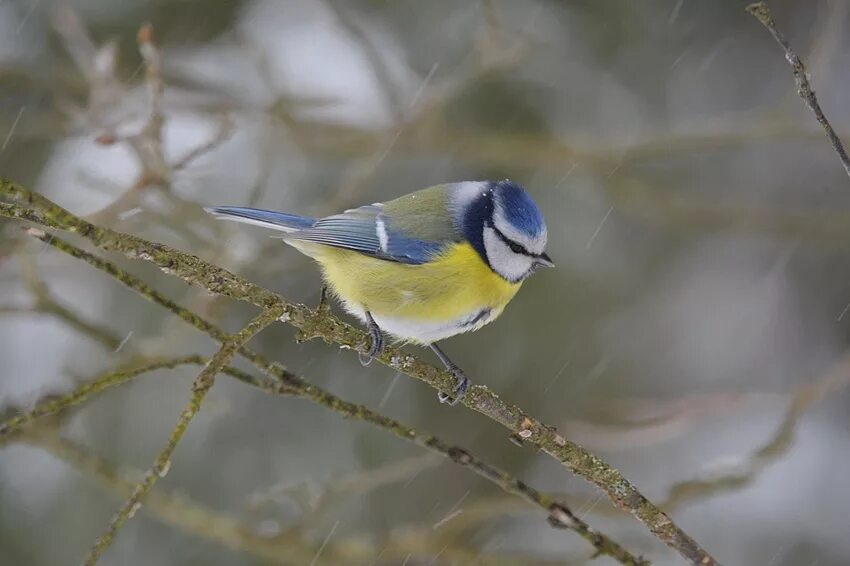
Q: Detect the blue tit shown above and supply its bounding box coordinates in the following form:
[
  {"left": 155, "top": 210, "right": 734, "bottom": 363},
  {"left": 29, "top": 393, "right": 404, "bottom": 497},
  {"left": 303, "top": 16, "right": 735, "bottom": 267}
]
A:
[{"left": 206, "top": 180, "right": 553, "bottom": 404}]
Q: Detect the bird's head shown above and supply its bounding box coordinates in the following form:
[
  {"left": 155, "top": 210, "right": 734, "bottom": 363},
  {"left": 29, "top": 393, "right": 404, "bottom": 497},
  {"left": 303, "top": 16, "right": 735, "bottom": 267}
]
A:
[{"left": 456, "top": 180, "right": 553, "bottom": 283}]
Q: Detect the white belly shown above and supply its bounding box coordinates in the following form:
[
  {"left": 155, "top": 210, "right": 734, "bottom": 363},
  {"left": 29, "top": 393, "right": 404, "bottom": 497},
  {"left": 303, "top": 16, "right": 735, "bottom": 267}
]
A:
[{"left": 343, "top": 301, "right": 497, "bottom": 344}]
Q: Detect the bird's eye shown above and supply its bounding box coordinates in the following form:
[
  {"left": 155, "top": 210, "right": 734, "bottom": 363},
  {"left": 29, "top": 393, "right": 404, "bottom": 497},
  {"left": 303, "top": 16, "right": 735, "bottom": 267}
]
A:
[
  {"left": 488, "top": 222, "right": 530, "bottom": 255},
  {"left": 507, "top": 240, "right": 526, "bottom": 254}
]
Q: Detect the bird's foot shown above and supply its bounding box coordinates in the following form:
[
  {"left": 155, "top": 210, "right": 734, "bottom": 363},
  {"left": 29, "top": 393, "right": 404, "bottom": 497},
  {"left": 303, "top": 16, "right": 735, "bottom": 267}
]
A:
[
  {"left": 359, "top": 311, "right": 384, "bottom": 366},
  {"left": 316, "top": 285, "right": 331, "bottom": 314},
  {"left": 429, "top": 343, "right": 470, "bottom": 406},
  {"left": 437, "top": 366, "right": 469, "bottom": 405}
]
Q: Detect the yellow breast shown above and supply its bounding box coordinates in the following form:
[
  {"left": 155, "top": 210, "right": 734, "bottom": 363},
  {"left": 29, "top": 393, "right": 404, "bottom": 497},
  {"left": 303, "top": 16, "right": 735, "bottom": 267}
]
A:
[{"left": 293, "top": 241, "right": 522, "bottom": 343}]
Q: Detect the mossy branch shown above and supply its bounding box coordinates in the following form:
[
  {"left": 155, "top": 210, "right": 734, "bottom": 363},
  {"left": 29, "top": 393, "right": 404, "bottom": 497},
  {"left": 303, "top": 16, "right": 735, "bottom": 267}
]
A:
[
  {"left": 25, "top": 430, "right": 326, "bottom": 565},
  {"left": 25, "top": 431, "right": 573, "bottom": 565},
  {"left": 82, "top": 307, "right": 283, "bottom": 565},
  {"left": 0, "top": 178, "right": 717, "bottom": 565},
  {"left": 1, "top": 234, "right": 647, "bottom": 565},
  {"left": 0, "top": 356, "right": 201, "bottom": 438},
  {"left": 11, "top": 354, "right": 650, "bottom": 564}
]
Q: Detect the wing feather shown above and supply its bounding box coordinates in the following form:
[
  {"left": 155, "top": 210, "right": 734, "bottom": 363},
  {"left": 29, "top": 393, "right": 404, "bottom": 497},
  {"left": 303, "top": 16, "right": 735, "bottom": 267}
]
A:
[
  {"left": 210, "top": 185, "right": 465, "bottom": 265},
  {"left": 289, "top": 202, "right": 448, "bottom": 264}
]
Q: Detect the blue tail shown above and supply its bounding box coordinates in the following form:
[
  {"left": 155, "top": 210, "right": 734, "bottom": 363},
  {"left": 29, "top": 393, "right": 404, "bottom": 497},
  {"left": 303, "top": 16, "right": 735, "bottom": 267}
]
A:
[{"left": 205, "top": 206, "right": 316, "bottom": 233}]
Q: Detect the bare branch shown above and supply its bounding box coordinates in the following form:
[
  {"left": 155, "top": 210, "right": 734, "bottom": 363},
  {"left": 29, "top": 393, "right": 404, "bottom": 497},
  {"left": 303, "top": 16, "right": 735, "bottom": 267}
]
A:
[
  {"left": 747, "top": 2, "right": 850, "bottom": 182},
  {"left": 0, "top": 305, "right": 29, "bottom": 314},
  {"left": 171, "top": 113, "right": 235, "bottom": 172},
  {"left": 10, "top": 231, "right": 645, "bottom": 565},
  {"left": 16, "top": 252, "right": 122, "bottom": 350},
  {"left": 0, "top": 179, "right": 716, "bottom": 565},
  {"left": 0, "top": 356, "right": 203, "bottom": 438},
  {"left": 661, "top": 351, "right": 850, "bottom": 511},
  {"left": 25, "top": 431, "right": 317, "bottom": 564},
  {"left": 127, "top": 22, "right": 168, "bottom": 188},
  {"left": 137, "top": 23, "right": 164, "bottom": 120},
  {"left": 24, "top": 431, "right": 573, "bottom": 565},
  {"left": 82, "top": 308, "right": 283, "bottom": 565},
  {"left": 325, "top": 0, "right": 405, "bottom": 125},
  {"left": 253, "top": 453, "right": 443, "bottom": 524}
]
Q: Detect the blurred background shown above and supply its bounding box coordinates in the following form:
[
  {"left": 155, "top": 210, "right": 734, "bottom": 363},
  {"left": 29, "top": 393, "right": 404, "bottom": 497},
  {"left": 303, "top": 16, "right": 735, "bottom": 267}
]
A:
[{"left": 2, "top": 0, "right": 850, "bottom": 564}]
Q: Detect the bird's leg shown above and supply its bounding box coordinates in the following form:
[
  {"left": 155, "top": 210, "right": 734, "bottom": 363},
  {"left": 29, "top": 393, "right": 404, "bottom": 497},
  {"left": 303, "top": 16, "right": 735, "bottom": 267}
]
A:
[
  {"left": 316, "top": 285, "right": 330, "bottom": 314},
  {"left": 429, "top": 343, "right": 470, "bottom": 405},
  {"left": 359, "top": 310, "right": 384, "bottom": 366}
]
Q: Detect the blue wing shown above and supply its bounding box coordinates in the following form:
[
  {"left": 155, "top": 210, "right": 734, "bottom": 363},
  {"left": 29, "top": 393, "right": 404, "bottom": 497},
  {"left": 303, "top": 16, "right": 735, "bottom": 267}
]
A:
[
  {"left": 205, "top": 206, "right": 316, "bottom": 232},
  {"left": 292, "top": 204, "right": 446, "bottom": 265}
]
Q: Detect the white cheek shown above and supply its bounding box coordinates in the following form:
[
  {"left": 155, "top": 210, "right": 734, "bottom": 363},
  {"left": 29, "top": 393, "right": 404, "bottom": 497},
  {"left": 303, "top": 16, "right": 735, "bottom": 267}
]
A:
[{"left": 483, "top": 227, "right": 534, "bottom": 281}]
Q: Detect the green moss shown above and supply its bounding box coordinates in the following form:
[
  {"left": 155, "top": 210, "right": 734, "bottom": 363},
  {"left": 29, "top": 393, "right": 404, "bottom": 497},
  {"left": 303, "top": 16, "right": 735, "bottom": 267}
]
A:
[{"left": 0, "top": 177, "right": 714, "bottom": 565}]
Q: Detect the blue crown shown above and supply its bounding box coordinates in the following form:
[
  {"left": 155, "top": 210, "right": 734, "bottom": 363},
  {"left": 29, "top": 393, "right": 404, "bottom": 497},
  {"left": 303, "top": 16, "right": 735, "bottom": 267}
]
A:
[{"left": 491, "top": 180, "right": 546, "bottom": 237}]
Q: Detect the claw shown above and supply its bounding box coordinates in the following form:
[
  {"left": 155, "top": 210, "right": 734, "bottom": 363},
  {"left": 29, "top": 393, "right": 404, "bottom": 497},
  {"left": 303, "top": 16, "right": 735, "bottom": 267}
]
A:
[
  {"left": 360, "top": 310, "right": 383, "bottom": 366},
  {"left": 429, "top": 343, "right": 471, "bottom": 406},
  {"left": 438, "top": 368, "right": 469, "bottom": 405},
  {"left": 358, "top": 351, "right": 373, "bottom": 366}
]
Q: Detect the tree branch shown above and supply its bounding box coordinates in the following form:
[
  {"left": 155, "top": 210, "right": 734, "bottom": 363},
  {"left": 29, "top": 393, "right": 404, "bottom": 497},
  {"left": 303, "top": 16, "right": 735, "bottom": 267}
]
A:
[
  {"left": 23, "top": 430, "right": 327, "bottom": 565},
  {"left": 82, "top": 307, "right": 283, "bottom": 565},
  {"left": 13, "top": 253, "right": 123, "bottom": 350},
  {"left": 0, "top": 178, "right": 716, "bottom": 565},
  {"left": 747, "top": 2, "right": 850, "bottom": 182},
  {"left": 0, "top": 356, "right": 201, "bottom": 438},
  {"left": 660, "top": 350, "right": 850, "bottom": 511},
  {"left": 21, "top": 431, "right": 572, "bottom": 565},
  {"left": 1, "top": 236, "right": 646, "bottom": 565}
]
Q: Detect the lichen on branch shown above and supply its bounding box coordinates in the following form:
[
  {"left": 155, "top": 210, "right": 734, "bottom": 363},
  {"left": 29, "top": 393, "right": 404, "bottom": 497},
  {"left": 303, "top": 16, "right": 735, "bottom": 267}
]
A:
[{"left": 0, "top": 178, "right": 717, "bottom": 566}]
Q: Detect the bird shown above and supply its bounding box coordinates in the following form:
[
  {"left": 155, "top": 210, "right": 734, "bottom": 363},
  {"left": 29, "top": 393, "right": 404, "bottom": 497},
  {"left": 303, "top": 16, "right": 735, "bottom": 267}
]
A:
[{"left": 206, "top": 180, "right": 553, "bottom": 405}]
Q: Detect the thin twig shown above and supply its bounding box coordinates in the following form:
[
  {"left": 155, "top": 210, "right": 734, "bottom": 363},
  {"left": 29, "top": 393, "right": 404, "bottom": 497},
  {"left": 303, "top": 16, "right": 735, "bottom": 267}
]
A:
[
  {"left": 661, "top": 351, "right": 850, "bottom": 511},
  {"left": 0, "top": 180, "right": 715, "bottom": 565},
  {"left": 471, "top": 347, "right": 850, "bottom": 519},
  {"left": 126, "top": 22, "right": 168, "bottom": 188},
  {"left": 0, "top": 356, "right": 203, "bottom": 438},
  {"left": 23, "top": 431, "right": 315, "bottom": 565},
  {"left": 17, "top": 253, "right": 122, "bottom": 350},
  {"left": 747, "top": 2, "right": 850, "bottom": 183},
  {"left": 250, "top": 453, "right": 442, "bottom": 518},
  {"left": 5, "top": 355, "right": 619, "bottom": 561},
  {"left": 0, "top": 305, "right": 30, "bottom": 314},
  {"left": 0, "top": 327, "right": 643, "bottom": 562},
  {"left": 246, "top": 138, "right": 274, "bottom": 207},
  {"left": 171, "top": 113, "right": 235, "bottom": 171},
  {"left": 23, "top": 431, "right": 570, "bottom": 565},
  {"left": 137, "top": 23, "right": 163, "bottom": 119},
  {"left": 11, "top": 232, "right": 646, "bottom": 565},
  {"left": 60, "top": 17, "right": 170, "bottom": 226},
  {"left": 324, "top": 0, "right": 405, "bottom": 125},
  {"left": 82, "top": 307, "right": 282, "bottom": 565}
]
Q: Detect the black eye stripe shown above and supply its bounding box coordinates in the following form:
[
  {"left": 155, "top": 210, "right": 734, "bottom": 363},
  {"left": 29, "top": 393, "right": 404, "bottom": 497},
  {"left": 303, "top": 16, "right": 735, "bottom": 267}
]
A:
[{"left": 490, "top": 224, "right": 535, "bottom": 257}]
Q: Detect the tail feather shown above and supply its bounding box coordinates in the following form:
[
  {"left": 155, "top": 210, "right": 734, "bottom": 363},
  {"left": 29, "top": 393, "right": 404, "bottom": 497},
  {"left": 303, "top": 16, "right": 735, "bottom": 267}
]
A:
[{"left": 205, "top": 206, "right": 316, "bottom": 233}]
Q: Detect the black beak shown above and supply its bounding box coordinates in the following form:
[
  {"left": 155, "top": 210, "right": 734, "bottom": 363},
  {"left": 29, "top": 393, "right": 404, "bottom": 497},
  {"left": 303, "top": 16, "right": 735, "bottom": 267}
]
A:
[{"left": 534, "top": 252, "right": 554, "bottom": 268}]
